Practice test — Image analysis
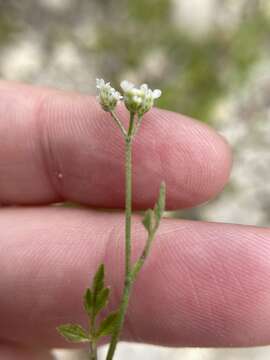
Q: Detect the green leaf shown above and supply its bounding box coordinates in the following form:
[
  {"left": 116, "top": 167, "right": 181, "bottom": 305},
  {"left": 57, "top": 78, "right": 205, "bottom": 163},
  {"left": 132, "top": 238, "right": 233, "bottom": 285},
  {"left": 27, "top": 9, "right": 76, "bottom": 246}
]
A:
[
  {"left": 142, "top": 209, "right": 155, "bottom": 234},
  {"left": 92, "top": 264, "right": 105, "bottom": 299},
  {"left": 153, "top": 182, "right": 166, "bottom": 224},
  {"left": 83, "top": 288, "right": 93, "bottom": 315},
  {"left": 94, "top": 287, "right": 110, "bottom": 315},
  {"left": 96, "top": 311, "right": 119, "bottom": 338},
  {"left": 57, "top": 324, "right": 89, "bottom": 343}
]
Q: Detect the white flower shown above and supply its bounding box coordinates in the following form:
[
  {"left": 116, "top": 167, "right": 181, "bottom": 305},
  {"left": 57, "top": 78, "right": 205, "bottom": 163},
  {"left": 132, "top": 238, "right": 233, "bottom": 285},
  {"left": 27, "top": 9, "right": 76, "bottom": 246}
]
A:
[
  {"left": 96, "top": 78, "right": 122, "bottom": 112},
  {"left": 120, "top": 80, "right": 135, "bottom": 92},
  {"left": 120, "top": 80, "right": 161, "bottom": 115}
]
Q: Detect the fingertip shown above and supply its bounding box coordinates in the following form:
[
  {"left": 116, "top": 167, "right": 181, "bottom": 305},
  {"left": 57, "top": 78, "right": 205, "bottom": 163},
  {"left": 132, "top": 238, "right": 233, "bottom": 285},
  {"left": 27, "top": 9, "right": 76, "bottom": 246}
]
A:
[{"left": 134, "top": 108, "right": 233, "bottom": 209}]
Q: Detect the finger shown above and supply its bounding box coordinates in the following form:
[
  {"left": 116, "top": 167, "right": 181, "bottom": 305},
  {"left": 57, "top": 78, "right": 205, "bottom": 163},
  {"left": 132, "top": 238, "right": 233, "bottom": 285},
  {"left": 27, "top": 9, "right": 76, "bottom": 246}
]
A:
[
  {"left": 0, "top": 81, "right": 231, "bottom": 209},
  {"left": 1, "top": 207, "right": 270, "bottom": 348}
]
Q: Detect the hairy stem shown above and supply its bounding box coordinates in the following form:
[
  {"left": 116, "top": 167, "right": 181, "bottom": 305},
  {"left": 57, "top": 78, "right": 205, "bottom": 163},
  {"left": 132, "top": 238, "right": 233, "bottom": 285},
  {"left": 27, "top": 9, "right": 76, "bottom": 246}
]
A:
[
  {"left": 106, "top": 113, "right": 135, "bottom": 360},
  {"left": 124, "top": 112, "right": 135, "bottom": 276},
  {"left": 124, "top": 141, "right": 132, "bottom": 275}
]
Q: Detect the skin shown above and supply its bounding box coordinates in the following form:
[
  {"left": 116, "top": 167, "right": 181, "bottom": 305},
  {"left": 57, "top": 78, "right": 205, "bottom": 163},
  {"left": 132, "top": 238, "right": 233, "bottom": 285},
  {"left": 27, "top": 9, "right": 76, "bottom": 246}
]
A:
[{"left": 0, "top": 80, "right": 269, "bottom": 359}]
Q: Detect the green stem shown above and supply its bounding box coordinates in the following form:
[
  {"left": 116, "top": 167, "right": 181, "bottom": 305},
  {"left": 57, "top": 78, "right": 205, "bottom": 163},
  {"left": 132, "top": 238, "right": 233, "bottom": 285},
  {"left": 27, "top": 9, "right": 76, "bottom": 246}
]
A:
[
  {"left": 110, "top": 111, "right": 127, "bottom": 137},
  {"left": 89, "top": 312, "right": 97, "bottom": 360},
  {"left": 125, "top": 112, "right": 135, "bottom": 276},
  {"left": 105, "top": 227, "right": 156, "bottom": 360},
  {"left": 89, "top": 340, "right": 97, "bottom": 360},
  {"left": 105, "top": 113, "right": 135, "bottom": 360},
  {"left": 105, "top": 229, "right": 156, "bottom": 360},
  {"left": 106, "top": 275, "right": 133, "bottom": 360},
  {"left": 124, "top": 140, "right": 132, "bottom": 275}
]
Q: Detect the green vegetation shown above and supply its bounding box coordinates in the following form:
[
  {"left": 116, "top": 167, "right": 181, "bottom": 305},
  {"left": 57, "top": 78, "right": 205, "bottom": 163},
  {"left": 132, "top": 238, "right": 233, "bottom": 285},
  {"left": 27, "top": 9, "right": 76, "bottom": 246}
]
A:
[
  {"left": 0, "top": 1, "right": 269, "bottom": 122},
  {"left": 94, "top": 1, "right": 270, "bottom": 122}
]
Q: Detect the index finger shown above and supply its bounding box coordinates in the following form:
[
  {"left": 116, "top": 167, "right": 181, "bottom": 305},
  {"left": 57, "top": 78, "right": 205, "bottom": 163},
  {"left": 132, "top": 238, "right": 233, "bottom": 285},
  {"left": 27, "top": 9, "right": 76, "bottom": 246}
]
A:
[{"left": 0, "top": 81, "right": 232, "bottom": 209}]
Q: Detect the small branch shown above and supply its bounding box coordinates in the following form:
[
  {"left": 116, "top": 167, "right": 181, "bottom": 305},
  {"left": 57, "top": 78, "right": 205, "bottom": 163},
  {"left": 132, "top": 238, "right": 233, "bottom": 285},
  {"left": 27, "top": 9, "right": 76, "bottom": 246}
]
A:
[
  {"left": 132, "top": 115, "right": 143, "bottom": 137},
  {"left": 110, "top": 111, "right": 127, "bottom": 137},
  {"left": 131, "top": 229, "right": 156, "bottom": 280}
]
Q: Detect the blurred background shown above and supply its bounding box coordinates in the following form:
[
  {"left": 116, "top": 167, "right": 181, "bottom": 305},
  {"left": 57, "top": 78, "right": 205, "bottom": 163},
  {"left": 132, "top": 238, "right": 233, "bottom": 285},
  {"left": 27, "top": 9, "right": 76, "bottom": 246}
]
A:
[{"left": 0, "top": 0, "right": 269, "bottom": 359}]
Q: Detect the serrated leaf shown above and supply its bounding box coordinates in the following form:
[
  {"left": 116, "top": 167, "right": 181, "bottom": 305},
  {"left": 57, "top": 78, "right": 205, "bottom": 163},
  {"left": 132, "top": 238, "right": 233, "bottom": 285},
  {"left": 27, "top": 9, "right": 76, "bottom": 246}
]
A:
[
  {"left": 57, "top": 324, "right": 89, "bottom": 343},
  {"left": 83, "top": 288, "right": 93, "bottom": 315},
  {"left": 153, "top": 182, "right": 166, "bottom": 224},
  {"left": 92, "top": 264, "right": 105, "bottom": 299},
  {"left": 142, "top": 209, "right": 155, "bottom": 234},
  {"left": 96, "top": 311, "right": 118, "bottom": 338},
  {"left": 94, "top": 287, "right": 110, "bottom": 315}
]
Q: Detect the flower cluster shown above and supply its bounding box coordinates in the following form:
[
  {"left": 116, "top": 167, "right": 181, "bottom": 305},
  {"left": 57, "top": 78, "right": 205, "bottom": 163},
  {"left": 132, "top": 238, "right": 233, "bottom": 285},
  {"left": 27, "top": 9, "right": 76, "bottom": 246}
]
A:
[
  {"left": 120, "top": 81, "right": 161, "bottom": 116},
  {"left": 96, "top": 79, "right": 122, "bottom": 112},
  {"left": 96, "top": 78, "right": 161, "bottom": 115}
]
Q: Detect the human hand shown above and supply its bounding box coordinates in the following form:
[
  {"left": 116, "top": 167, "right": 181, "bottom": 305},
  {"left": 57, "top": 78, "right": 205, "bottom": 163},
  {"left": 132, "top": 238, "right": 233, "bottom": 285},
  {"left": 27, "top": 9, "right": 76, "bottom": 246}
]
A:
[{"left": 0, "top": 81, "right": 269, "bottom": 359}]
